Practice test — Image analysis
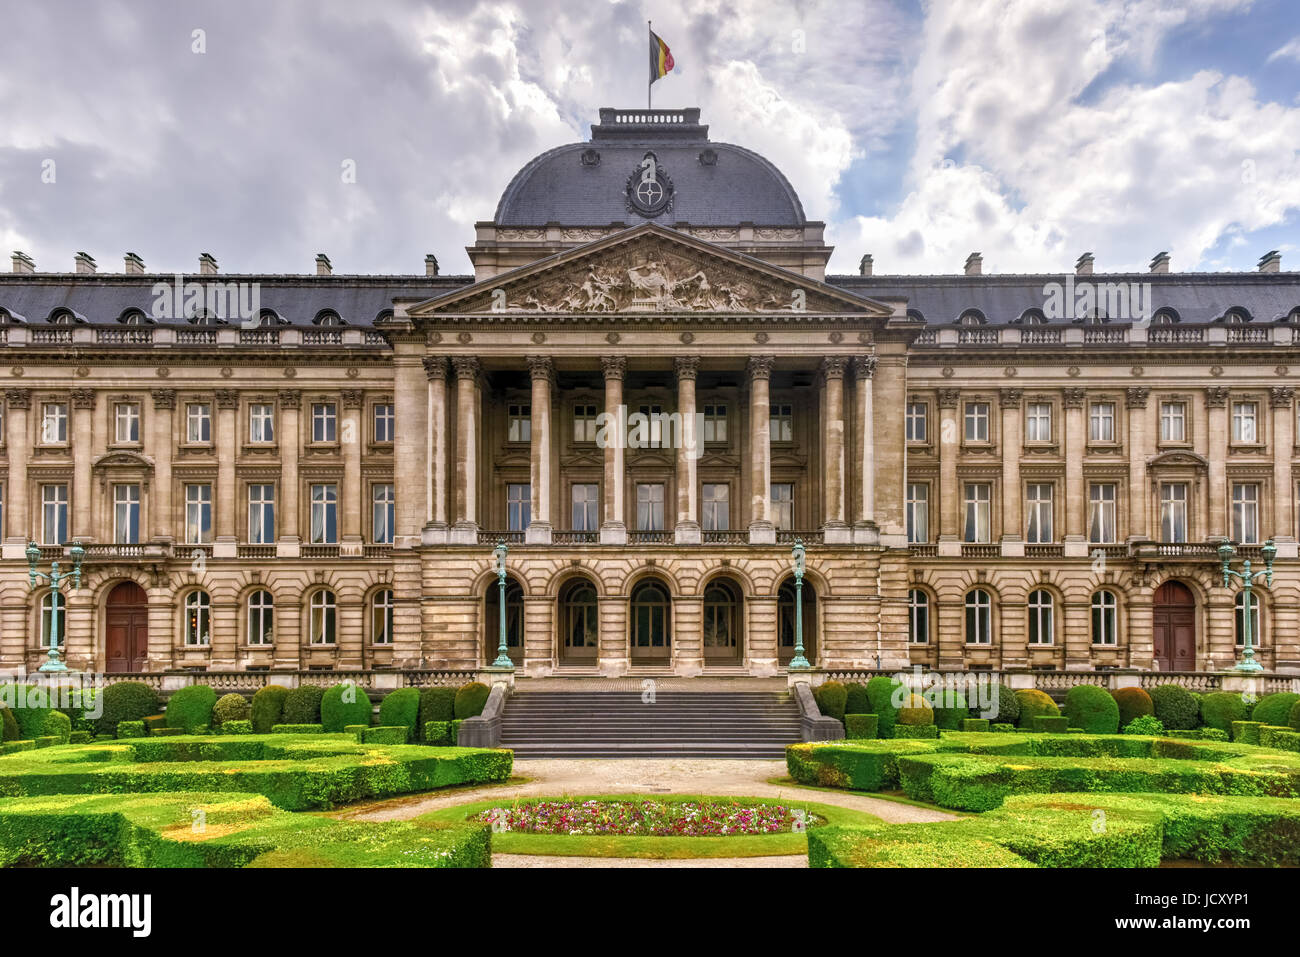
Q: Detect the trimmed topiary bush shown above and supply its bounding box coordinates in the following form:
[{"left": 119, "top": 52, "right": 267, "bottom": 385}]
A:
[
  {"left": 220, "top": 720, "right": 252, "bottom": 735},
  {"left": 813, "top": 681, "right": 848, "bottom": 723},
  {"left": 117, "top": 720, "right": 146, "bottom": 739},
  {"left": 449, "top": 719, "right": 464, "bottom": 744},
  {"left": 95, "top": 681, "right": 160, "bottom": 737},
  {"left": 1200, "top": 691, "right": 1249, "bottom": 733},
  {"left": 152, "top": 727, "right": 186, "bottom": 737},
  {"left": 1111, "top": 687, "right": 1154, "bottom": 728},
  {"left": 897, "top": 694, "right": 935, "bottom": 727},
  {"left": 320, "top": 683, "right": 372, "bottom": 733},
  {"left": 1251, "top": 692, "right": 1300, "bottom": 728},
  {"left": 143, "top": 715, "right": 167, "bottom": 734},
  {"left": 0, "top": 684, "right": 53, "bottom": 740},
  {"left": 844, "top": 683, "right": 870, "bottom": 717},
  {"left": 378, "top": 688, "right": 421, "bottom": 741},
  {"left": 894, "top": 724, "right": 939, "bottom": 739},
  {"left": 1232, "top": 721, "right": 1264, "bottom": 746},
  {"left": 362, "top": 726, "right": 408, "bottom": 745},
  {"left": 345, "top": 724, "right": 369, "bottom": 741},
  {"left": 419, "top": 687, "right": 457, "bottom": 739},
  {"left": 454, "top": 683, "right": 490, "bottom": 719},
  {"left": 978, "top": 682, "right": 1020, "bottom": 724},
  {"left": 1064, "top": 684, "right": 1120, "bottom": 734},
  {"left": 1290, "top": 698, "right": 1300, "bottom": 732},
  {"left": 990, "top": 722, "right": 1015, "bottom": 733},
  {"left": 961, "top": 718, "right": 990, "bottom": 732},
  {"left": 1150, "top": 684, "right": 1200, "bottom": 731},
  {"left": 250, "top": 685, "right": 289, "bottom": 734},
  {"left": 283, "top": 685, "right": 324, "bottom": 725},
  {"left": 1, "top": 707, "right": 19, "bottom": 742},
  {"left": 1015, "top": 689, "right": 1059, "bottom": 728},
  {"left": 845, "top": 714, "right": 879, "bottom": 740},
  {"left": 42, "top": 710, "right": 72, "bottom": 744},
  {"left": 930, "top": 691, "right": 968, "bottom": 731},
  {"left": 866, "top": 676, "right": 905, "bottom": 738},
  {"left": 212, "top": 693, "right": 250, "bottom": 727},
  {"left": 68, "top": 730, "right": 91, "bottom": 745},
  {"left": 423, "top": 720, "right": 454, "bottom": 746},
  {"left": 1030, "top": 715, "right": 1069, "bottom": 733},
  {"left": 270, "top": 723, "right": 324, "bottom": 734},
  {"left": 1124, "top": 714, "right": 1165, "bottom": 735},
  {"left": 165, "top": 685, "right": 217, "bottom": 733},
  {"left": 1261, "top": 726, "right": 1300, "bottom": 752}
]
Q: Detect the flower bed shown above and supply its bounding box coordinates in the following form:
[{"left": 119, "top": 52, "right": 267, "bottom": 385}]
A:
[{"left": 472, "top": 798, "right": 821, "bottom": 836}]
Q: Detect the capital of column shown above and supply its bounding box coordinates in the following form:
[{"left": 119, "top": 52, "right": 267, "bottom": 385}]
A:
[
  {"left": 674, "top": 356, "right": 700, "bottom": 381},
  {"left": 1125, "top": 387, "right": 1150, "bottom": 409},
  {"left": 1205, "top": 386, "right": 1229, "bottom": 409},
  {"left": 71, "top": 388, "right": 96, "bottom": 410},
  {"left": 820, "top": 356, "right": 849, "bottom": 380},
  {"left": 422, "top": 356, "right": 449, "bottom": 380},
  {"left": 151, "top": 389, "right": 176, "bottom": 410},
  {"left": 600, "top": 355, "right": 626, "bottom": 381},
  {"left": 1063, "top": 388, "right": 1086, "bottom": 409},
  {"left": 527, "top": 355, "right": 555, "bottom": 383},
  {"left": 341, "top": 390, "right": 364, "bottom": 410},
  {"left": 4, "top": 388, "right": 31, "bottom": 410},
  {"left": 451, "top": 356, "right": 482, "bottom": 381},
  {"left": 1269, "top": 386, "right": 1295, "bottom": 409},
  {"left": 854, "top": 355, "right": 877, "bottom": 380},
  {"left": 938, "top": 388, "right": 960, "bottom": 410},
  {"left": 998, "top": 388, "right": 1022, "bottom": 409},
  {"left": 215, "top": 389, "right": 240, "bottom": 411},
  {"left": 747, "top": 355, "right": 775, "bottom": 380},
  {"left": 277, "top": 389, "right": 301, "bottom": 410}
]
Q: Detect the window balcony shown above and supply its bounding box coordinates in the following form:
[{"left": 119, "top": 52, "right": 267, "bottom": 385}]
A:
[
  {"left": 1131, "top": 541, "right": 1220, "bottom": 561},
  {"left": 628, "top": 530, "right": 673, "bottom": 544},
  {"left": 237, "top": 544, "right": 277, "bottom": 559},
  {"left": 961, "top": 543, "right": 999, "bottom": 558},
  {"left": 477, "top": 530, "right": 525, "bottom": 545},
  {"left": 552, "top": 530, "right": 599, "bottom": 544},
  {"left": 702, "top": 530, "right": 747, "bottom": 544},
  {"left": 776, "top": 529, "right": 823, "bottom": 545}
]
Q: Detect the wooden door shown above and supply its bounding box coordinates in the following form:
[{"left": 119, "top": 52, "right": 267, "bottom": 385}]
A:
[
  {"left": 1153, "top": 581, "right": 1196, "bottom": 672},
  {"left": 105, "top": 581, "right": 149, "bottom": 672}
]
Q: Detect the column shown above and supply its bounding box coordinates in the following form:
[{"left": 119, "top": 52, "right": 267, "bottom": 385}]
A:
[
  {"left": 674, "top": 356, "right": 700, "bottom": 544},
  {"left": 214, "top": 389, "right": 238, "bottom": 557},
  {"left": 1063, "top": 388, "right": 1086, "bottom": 556},
  {"left": 853, "top": 356, "right": 876, "bottom": 540},
  {"left": 526, "top": 356, "right": 554, "bottom": 544},
  {"left": 1126, "top": 388, "right": 1149, "bottom": 541},
  {"left": 423, "top": 357, "right": 449, "bottom": 543},
  {"left": 341, "top": 389, "right": 364, "bottom": 554},
  {"left": 391, "top": 354, "right": 429, "bottom": 550},
  {"left": 277, "top": 390, "right": 301, "bottom": 556},
  {"left": 937, "top": 388, "right": 960, "bottom": 556},
  {"left": 600, "top": 356, "right": 627, "bottom": 545},
  {"left": 450, "top": 356, "right": 481, "bottom": 543},
  {"left": 1206, "top": 387, "right": 1229, "bottom": 539},
  {"left": 821, "top": 356, "right": 849, "bottom": 543},
  {"left": 71, "top": 389, "right": 95, "bottom": 541},
  {"left": 2, "top": 390, "right": 30, "bottom": 557},
  {"left": 150, "top": 390, "right": 175, "bottom": 543},
  {"left": 1271, "top": 387, "right": 1296, "bottom": 555},
  {"left": 747, "top": 355, "right": 775, "bottom": 544},
  {"left": 999, "top": 389, "right": 1022, "bottom": 554},
  {"left": 870, "top": 352, "right": 908, "bottom": 545}
]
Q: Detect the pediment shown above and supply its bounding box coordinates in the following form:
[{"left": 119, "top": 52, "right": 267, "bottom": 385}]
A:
[
  {"left": 409, "top": 224, "right": 891, "bottom": 318},
  {"left": 92, "top": 450, "right": 155, "bottom": 470},
  {"left": 1147, "top": 450, "right": 1209, "bottom": 470}
]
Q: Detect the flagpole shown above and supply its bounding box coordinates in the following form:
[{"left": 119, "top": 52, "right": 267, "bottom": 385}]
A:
[{"left": 647, "top": 20, "right": 652, "bottom": 110}]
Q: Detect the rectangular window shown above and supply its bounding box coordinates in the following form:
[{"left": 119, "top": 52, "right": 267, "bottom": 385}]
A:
[
  {"left": 963, "top": 483, "right": 992, "bottom": 543},
  {"left": 1025, "top": 403, "right": 1052, "bottom": 443},
  {"left": 1089, "top": 402, "right": 1115, "bottom": 442},
  {"left": 508, "top": 404, "right": 531, "bottom": 443},
  {"left": 1088, "top": 483, "right": 1117, "bottom": 544},
  {"left": 40, "top": 484, "right": 68, "bottom": 545},
  {"left": 1232, "top": 483, "right": 1259, "bottom": 544},
  {"left": 909, "top": 590, "right": 929, "bottom": 644},
  {"left": 1025, "top": 483, "right": 1054, "bottom": 543},
  {"left": 636, "top": 483, "right": 665, "bottom": 531},
  {"left": 1160, "top": 483, "right": 1188, "bottom": 543},
  {"left": 186, "top": 403, "right": 211, "bottom": 444},
  {"left": 249, "top": 404, "right": 275, "bottom": 443},
  {"left": 571, "top": 483, "right": 599, "bottom": 531},
  {"left": 184, "top": 484, "right": 212, "bottom": 544},
  {"left": 770, "top": 404, "right": 793, "bottom": 442},
  {"left": 506, "top": 483, "right": 531, "bottom": 531},
  {"left": 906, "top": 482, "right": 929, "bottom": 543},
  {"left": 309, "top": 484, "right": 338, "bottom": 544},
  {"left": 964, "top": 402, "right": 990, "bottom": 442},
  {"left": 703, "top": 404, "right": 728, "bottom": 443},
  {"left": 906, "top": 402, "right": 928, "bottom": 442},
  {"left": 1159, "top": 401, "right": 1186, "bottom": 443},
  {"left": 41, "top": 402, "right": 68, "bottom": 444},
  {"left": 771, "top": 483, "right": 794, "bottom": 530},
  {"left": 1231, "top": 401, "right": 1258, "bottom": 443},
  {"left": 702, "top": 483, "right": 730, "bottom": 531},
  {"left": 371, "top": 483, "right": 395, "bottom": 544},
  {"left": 573, "top": 404, "right": 598, "bottom": 444},
  {"left": 311, "top": 403, "right": 337, "bottom": 443},
  {"left": 248, "top": 484, "right": 275, "bottom": 544},
  {"left": 372, "top": 403, "right": 395, "bottom": 443},
  {"left": 114, "top": 402, "right": 140, "bottom": 444},
  {"left": 113, "top": 484, "right": 140, "bottom": 544}
]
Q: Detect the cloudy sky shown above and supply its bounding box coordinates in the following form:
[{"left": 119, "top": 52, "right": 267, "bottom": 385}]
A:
[{"left": 0, "top": 0, "right": 1297, "bottom": 277}]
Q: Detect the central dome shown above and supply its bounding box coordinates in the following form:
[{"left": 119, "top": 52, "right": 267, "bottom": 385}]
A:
[{"left": 493, "top": 108, "right": 807, "bottom": 228}]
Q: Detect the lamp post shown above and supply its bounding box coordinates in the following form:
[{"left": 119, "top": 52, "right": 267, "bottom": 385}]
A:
[
  {"left": 1218, "top": 539, "right": 1275, "bottom": 674},
  {"left": 489, "top": 539, "right": 515, "bottom": 669},
  {"left": 26, "top": 541, "right": 85, "bottom": 673},
  {"left": 788, "top": 538, "right": 811, "bottom": 670}
]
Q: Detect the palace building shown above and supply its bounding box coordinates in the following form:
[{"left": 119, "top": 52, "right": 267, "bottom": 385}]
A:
[{"left": 1, "top": 107, "right": 1298, "bottom": 678}]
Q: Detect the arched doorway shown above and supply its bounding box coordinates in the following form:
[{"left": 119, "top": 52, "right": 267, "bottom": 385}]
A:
[
  {"left": 702, "top": 578, "right": 743, "bottom": 663},
  {"left": 777, "top": 578, "right": 817, "bottom": 666},
  {"left": 629, "top": 579, "right": 672, "bottom": 662},
  {"left": 558, "top": 578, "right": 600, "bottom": 663},
  {"left": 484, "top": 578, "right": 524, "bottom": 666},
  {"left": 1153, "top": 581, "right": 1196, "bottom": 672},
  {"left": 105, "top": 581, "right": 149, "bottom": 672}
]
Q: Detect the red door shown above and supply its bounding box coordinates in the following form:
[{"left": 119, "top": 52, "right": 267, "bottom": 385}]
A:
[
  {"left": 105, "top": 582, "right": 149, "bottom": 672},
  {"left": 1153, "top": 581, "right": 1196, "bottom": 672}
]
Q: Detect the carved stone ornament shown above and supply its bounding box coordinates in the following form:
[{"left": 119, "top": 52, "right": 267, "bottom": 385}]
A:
[{"left": 625, "top": 151, "right": 675, "bottom": 218}]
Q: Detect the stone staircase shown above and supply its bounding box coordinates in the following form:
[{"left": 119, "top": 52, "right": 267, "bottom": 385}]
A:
[{"left": 498, "top": 690, "right": 802, "bottom": 759}]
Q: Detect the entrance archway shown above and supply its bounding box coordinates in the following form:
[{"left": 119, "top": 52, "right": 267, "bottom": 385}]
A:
[
  {"left": 1153, "top": 580, "right": 1196, "bottom": 672},
  {"left": 777, "top": 578, "right": 817, "bottom": 666},
  {"left": 702, "top": 578, "right": 743, "bottom": 663},
  {"left": 629, "top": 579, "right": 672, "bottom": 662},
  {"left": 105, "top": 581, "right": 149, "bottom": 672},
  {"left": 558, "top": 577, "right": 600, "bottom": 663},
  {"left": 484, "top": 577, "right": 524, "bottom": 666}
]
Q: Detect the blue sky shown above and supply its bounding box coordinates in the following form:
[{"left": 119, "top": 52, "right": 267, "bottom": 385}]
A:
[{"left": 0, "top": 0, "right": 1296, "bottom": 276}]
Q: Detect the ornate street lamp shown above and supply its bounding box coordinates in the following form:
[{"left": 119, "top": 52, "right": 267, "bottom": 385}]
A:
[
  {"left": 1218, "top": 539, "right": 1275, "bottom": 674},
  {"left": 27, "top": 541, "right": 85, "bottom": 673},
  {"left": 788, "top": 538, "right": 812, "bottom": 670},
  {"left": 489, "top": 539, "right": 515, "bottom": 669}
]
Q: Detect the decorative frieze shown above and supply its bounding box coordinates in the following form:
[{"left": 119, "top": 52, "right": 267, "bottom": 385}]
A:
[
  {"left": 5, "top": 388, "right": 31, "bottom": 410},
  {"left": 1205, "top": 387, "right": 1230, "bottom": 409},
  {"left": 1063, "top": 388, "right": 1086, "bottom": 409},
  {"left": 71, "top": 389, "right": 96, "bottom": 410},
  {"left": 1125, "top": 387, "right": 1150, "bottom": 409},
  {"left": 277, "top": 389, "right": 301, "bottom": 410},
  {"left": 151, "top": 389, "right": 176, "bottom": 410},
  {"left": 215, "top": 389, "right": 240, "bottom": 410}
]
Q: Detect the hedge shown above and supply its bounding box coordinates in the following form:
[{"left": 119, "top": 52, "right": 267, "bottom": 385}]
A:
[
  {"left": 1232, "top": 721, "right": 1264, "bottom": 746},
  {"left": 68, "top": 731, "right": 91, "bottom": 745},
  {"left": 1111, "top": 687, "right": 1154, "bottom": 728},
  {"left": 1200, "top": 692, "right": 1249, "bottom": 733},
  {"left": 1164, "top": 728, "right": 1229, "bottom": 742},
  {"left": 844, "top": 683, "right": 870, "bottom": 717},
  {"left": 1150, "top": 684, "right": 1200, "bottom": 731},
  {"left": 423, "top": 721, "right": 454, "bottom": 746},
  {"left": 2, "top": 707, "right": 20, "bottom": 742},
  {"left": 449, "top": 719, "right": 464, "bottom": 744},
  {"left": 1064, "top": 684, "right": 1120, "bottom": 735},
  {"left": 42, "top": 711, "right": 72, "bottom": 745},
  {"left": 143, "top": 715, "right": 167, "bottom": 734},
  {"left": 866, "top": 676, "right": 904, "bottom": 738},
  {"left": 270, "top": 724, "right": 325, "bottom": 734},
  {"left": 1015, "top": 689, "right": 1058, "bottom": 728},
  {"left": 931, "top": 691, "right": 968, "bottom": 731},
  {"left": 212, "top": 694, "right": 251, "bottom": 727},
  {"left": 320, "top": 684, "right": 372, "bottom": 733},
  {"left": 1291, "top": 699, "right": 1300, "bottom": 732},
  {"left": 454, "top": 683, "right": 490, "bottom": 720},
  {"left": 0, "top": 685, "right": 53, "bottom": 741},
  {"left": 844, "top": 714, "right": 878, "bottom": 740},
  {"left": 378, "top": 688, "right": 421, "bottom": 741},
  {"left": 1, "top": 741, "right": 35, "bottom": 755},
  {"left": 985, "top": 683, "right": 1020, "bottom": 724},
  {"left": 813, "top": 681, "right": 848, "bottom": 723},
  {"left": 894, "top": 724, "right": 939, "bottom": 739},
  {"left": 1250, "top": 692, "right": 1299, "bottom": 728},
  {"left": 991, "top": 723, "right": 1015, "bottom": 733},
  {"left": 418, "top": 688, "right": 457, "bottom": 738},
  {"left": 1125, "top": 715, "right": 1164, "bottom": 736},
  {"left": 221, "top": 720, "right": 253, "bottom": 735},
  {"left": 362, "top": 726, "right": 409, "bottom": 745},
  {"left": 1261, "top": 727, "right": 1300, "bottom": 752},
  {"left": 152, "top": 728, "right": 186, "bottom": 737},
  {"left": 283, "top": 685, "right": 324, "bottom": 725},
  {"left": 251, "top": 685, "right": 290, "bottom": 734},
  {"left": 116, "top": 720, "right": 146, "bottom": 738},
  {"left": 93, "top": 682, "right": 160, "bottom": 737},
  {"left": 961, "top": 718, "right": 990, "bottom": 733},
  {"left": 787, "top": 739, "right": 949, "bottom": 791},
  {"left": 1030, "top": 715, "right": 1069, "bottom": 733},
  {"left": 166, "top": 685, "right": 218, "bottom": 733}
]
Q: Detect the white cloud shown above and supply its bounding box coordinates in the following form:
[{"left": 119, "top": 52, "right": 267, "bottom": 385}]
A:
[{"left": 1266, "top": 35, "right": 1300, "bottom": 63}]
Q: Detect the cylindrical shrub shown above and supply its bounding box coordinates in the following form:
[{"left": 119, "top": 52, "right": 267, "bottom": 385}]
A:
[
  {"left": 321, "top": 683, "right": 373, "bottom": 732},
  {"left": 378, "top": 688, "right": 421, "bottom": 740},
  {"left": 1251, "top": 692, "right": 1300, "bottom": 728},
  {"left": 1, "top": 706, "right": 20, "bottom": 742},
  {"left": 283, "top": 685, "right": 324, "bottom": 725},
  {"left": 1124, "top": 714, "right": 1165, "bottom": 736},
  {"left": 454, "top": 682, "right": 490, "bottom": 719},
  {"left": 866, "top": 676, "right": 904, "bottom": 738},
  {"left": 418, "top": 687, "right": 457, "bottom": 739},
  {"left": 844, "top": 682, "right": 870, "bottom": 716},
  {"left": 812, "top": 681, "right": 848, "bottom": 722},
  {"left": 42, "top": 710, "right": 72, "bottom": 744},
  {"left": 165, "top": 684, "right": 217, "bottom": 733},
  {"left": 251, "top": 685, "right": 290, "bottom": 733},
  {"left": 96, "top": 681, "right": 160, "bottom": 737},
  {"left": 1111, "top": 687, "right": 1154, "bottom": 728},
  {"left": 212, "top": 693, "right": 250, "bottom": 727},
  {"left": 1199, "top": 691, "right": 1248, "bottom": 733},
  {"left": 1015, "top": 689, "right": 1059, "bottom": 728},
  {"left": 1064, "top": 684, "right": 1120, "bottom": 734},
  {"left": 1289, "top": 699, "right": 1300, "bottom": 732},
  {"left": 897, "top": 693, "right": 935, "bottom": 727},
  {"left": 973, "top": 681, "right": 1020, "bottom": 724},
  {"left": 1149, "top": 684, "right": 1200, "bottom": 731}
]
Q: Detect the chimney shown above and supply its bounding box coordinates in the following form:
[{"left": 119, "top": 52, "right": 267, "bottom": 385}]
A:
[
  {"left": 964, "top": 252, "right": 982, "bottom": 276},
  {"left": 425, "top": 254, "right": 439, "bottom": 277},
  {"left": 124, "top": 252, "right": 146, "bottom": 275},
  {"left": 11, "top": 251, "right": 35, "bottom": 274},
  {"left": 1258, "top": 250, "right": 1281, "bottom": 274},
  {"left": 858, "top": 254, "right": 873, "bottom": 277},
  {"left": 199, "top": 253, "right": 218, "bottom": 276},
  {"left": 74, "top": 251, "right": 97, "bottom": 274},
  {"left": 1075, "top": 252, "right": 1094, "bottom": 276},
  {"left": 1149, "top": 251, "right": 1170, "bottom": 274},
  {"left": 315, "top": 253, "right": 332, "bottom": 276}
]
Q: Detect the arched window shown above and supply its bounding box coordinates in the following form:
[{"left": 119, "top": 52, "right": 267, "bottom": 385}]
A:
[
  {"left": 309, "top": 590, "right": 337, "bottom": 645},
  {"left": 1027, "top": 589, "right": 1054, "bottom": 645},
  {"left": 630, "top": 580, "right": 671, "bottom": 650},
  {"left": 1091, "top": 590, "right": 1118, "bottom": 646},
  {"left": 371, "top": 589, "right": 394, "bottom": 645},
  {"left": 40, "top": 591, "right": 66, "bottom": 648},
  {"left": 0, "top": 308, "right": 12, "bottom": 326},
  {"left": 1287, "top": 307, "right": 1300, "bottom": 326},
  {"left": 184, "top": 591, "right": 211, "bottom": 646},
  {"left": 119, "top": 309, "right": 151, "bottom": 326},
  {"left": 702, "top": 579, "right": 741, "bottom": 655},
  {"left": 908, "top": 589, "right": 929, "bottom": 644},
  {"left": 314, "top": 310, "right": 344, "bottom": 326},
  {"left": 1235, "top": 592, "right": 1262, "bottom": 647},
  {"left": 1151, "top": 308, "right": 1180, "bottom": 326},
  {"left": 247, "top": 590, "right": 274, "bottom": 646},
  {"left": 1223, "top": 308, "right": 1251, "bottom": 325},
  {"left": 958, "top": 310, "right": 985, "bottom": 327},
  {"left": 560, "top": 580, "right": 599, "bottom": 653},
  {"left": 1017, "top": 308, "right": 1046, "bottom": 326},
  {"left": 49, "top": 309, "right": 76, "bottom": 326},
  {"left": 965, "top": 589, "right": 992, "bottom": 645}
]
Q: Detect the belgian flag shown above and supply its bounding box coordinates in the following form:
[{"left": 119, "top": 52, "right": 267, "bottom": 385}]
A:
[{"left": 649, "top": 28, "right": 674, "bottom": 83}]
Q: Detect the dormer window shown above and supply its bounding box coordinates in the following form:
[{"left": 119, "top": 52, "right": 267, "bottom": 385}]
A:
[
  {"left": 119, "top": 309, "right": 150, "bottom": 325},
  {"left": 254, "top": 309, "right": 284, "bottom": 327},
  {"left": 49, "top": 309, "right": 76, "bottom": 325},
  {"left": 188, "top": 309, "right": 223, "bottom": 326},
  {"left": 1018, "top": 309, "right": 1046, "bottom": 325},
  {"left": 1151, "top": 308, "right": 1180, "bottom": 326},
  {"left": 958, "top": 310, "right": 985, "bottom": 327},
  {"left": 314, "top": 310, "right": 344, "bottom": 326},
  {"left": 1223, "top": 308, "right": 1251, "bottom": 324}
]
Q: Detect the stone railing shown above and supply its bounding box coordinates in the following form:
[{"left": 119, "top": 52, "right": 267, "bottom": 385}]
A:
[
  {"left": 77, "top": 669, "right": 483, "bottom": 695},
  {"left": 813, "top": 668, "right": 1299, "bottom": 695}
]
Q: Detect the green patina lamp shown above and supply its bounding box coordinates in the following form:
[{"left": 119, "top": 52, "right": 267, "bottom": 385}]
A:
[
  {"left": 27, "top": 541, "right": 85, "bottom": 673},
  {"left": 788, "top": 538, "right": 811, "bottom": 670},
  {"left": 1218, "top": 539, "right": 1274, "bottom": 674},
  {"left": 489, "top": 539, "right": 515, "bottom": 669}
]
